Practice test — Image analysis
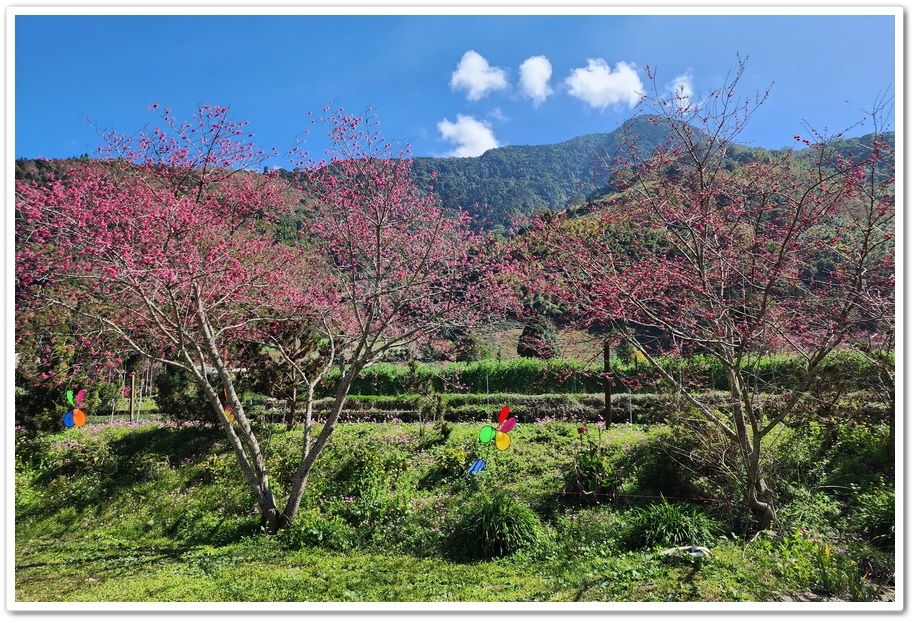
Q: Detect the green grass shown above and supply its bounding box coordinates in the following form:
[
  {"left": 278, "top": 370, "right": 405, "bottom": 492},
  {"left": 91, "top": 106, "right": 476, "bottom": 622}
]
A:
[{"left": 14, "top": 419, "right": 895, "bottom": 604}]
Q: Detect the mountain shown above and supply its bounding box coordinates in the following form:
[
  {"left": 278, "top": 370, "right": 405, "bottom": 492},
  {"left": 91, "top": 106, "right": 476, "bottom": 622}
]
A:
[
  {"left": 16, "top": 116, "right": 893, "bottom": 235},
  {"left": 409, "top": 115, "right": 672, "bottom": 232},
  {"left": 411, "top": 117, "right": 894, "bottom": 232}
]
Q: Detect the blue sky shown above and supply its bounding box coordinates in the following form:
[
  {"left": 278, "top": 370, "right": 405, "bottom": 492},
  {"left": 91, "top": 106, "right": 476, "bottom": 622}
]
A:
[{"left": 12, "top": 8, "right": 899, "bottom": 164}]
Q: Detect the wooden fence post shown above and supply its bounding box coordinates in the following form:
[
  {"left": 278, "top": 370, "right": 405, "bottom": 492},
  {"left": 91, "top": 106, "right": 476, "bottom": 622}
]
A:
[{"left": 603, "top": 339, "right": 612, "bottom": 427}]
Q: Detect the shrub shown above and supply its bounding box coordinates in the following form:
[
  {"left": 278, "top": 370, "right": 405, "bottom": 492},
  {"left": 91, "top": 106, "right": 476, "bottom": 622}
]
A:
[
  {"left": 766, "top": 422, "right": 829, "bottom": 492},
  {"left": 776, "top": 486, "right": 845, "bottom": 538},
  {"left": 45, "top": 430, "right": 118, "bottom": 476},
  {"left": 517, "top": 320, "right": 560, "bottom": 360},
  {"left": 446, "top": 491, "right": 543, "bottom": 561},
  {"left": 444, "top": 393, "right": 603, "bottom": 423},
  {"left": 14, "top": 426, "right": 50, "bottom": 471},
  {"left": 153, "top": 367, "right": 214, "bottom": 423},
  {"left": 826, "top": 423, "right": 893, "bottom": 488},
  {"left": 625, "top": 415, "right": 745, "bottom": 529},
  {"left": 322, "top": 350, "right": 885, "bottom": 400},
  {"left": 423, "top": 445, "right": 469, "bottom": 485},
  {"left": 87, "top": 381, "right": 121, "bottom": 419}
]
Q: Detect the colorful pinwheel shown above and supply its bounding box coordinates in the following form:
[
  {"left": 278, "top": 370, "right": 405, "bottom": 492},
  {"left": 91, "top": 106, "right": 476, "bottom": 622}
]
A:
[
  {"left": 63, "top": 389, "right": 87, "bottom": 428},
  {"left": 467, "top": 406, "right": 516, "bottom": 474}
]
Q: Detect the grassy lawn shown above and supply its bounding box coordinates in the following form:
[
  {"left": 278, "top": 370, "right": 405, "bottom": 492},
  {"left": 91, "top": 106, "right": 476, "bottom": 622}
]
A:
[{"left": 13, "top": 420, "right": 896, "bottom": 605}]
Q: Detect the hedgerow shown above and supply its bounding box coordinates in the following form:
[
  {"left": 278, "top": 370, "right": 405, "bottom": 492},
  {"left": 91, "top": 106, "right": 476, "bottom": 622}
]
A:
[{"left": 318, "top": 350, "right": 889, "bottom": 399}]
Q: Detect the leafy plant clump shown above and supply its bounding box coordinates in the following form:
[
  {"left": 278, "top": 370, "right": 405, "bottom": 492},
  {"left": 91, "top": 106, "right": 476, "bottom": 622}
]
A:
[
  {"left": 277, "top": 507, "right": 355, "bottom": 552},
  {"left": 446, "top": 491, "right": 543, "bottom": 561},
  {"left": 618, "top": 498, "right": 724, "bottom": 552},
  {"left": 850, "top": 479, "right": 895, "bottom": 550}
]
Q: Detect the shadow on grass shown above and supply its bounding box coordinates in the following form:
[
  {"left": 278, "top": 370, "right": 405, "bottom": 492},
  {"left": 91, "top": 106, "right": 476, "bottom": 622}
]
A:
[
  {"left": 15, "top": 543, "right": 190, "bottom": 572},
  {"left": 107, "top": 424, "right": 224, "bottom": 467},
  {"left": 21, "top": 425, "right": 224, "bottom": 518}
]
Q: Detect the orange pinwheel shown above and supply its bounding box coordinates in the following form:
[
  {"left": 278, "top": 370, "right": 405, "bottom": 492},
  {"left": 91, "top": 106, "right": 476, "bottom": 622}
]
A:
[{"left": 63, "top": 389, "right": 87, "bottom": 428}]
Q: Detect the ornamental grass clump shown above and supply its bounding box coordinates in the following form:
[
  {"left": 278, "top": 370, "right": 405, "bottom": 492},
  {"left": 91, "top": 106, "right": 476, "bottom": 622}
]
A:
[
  {"left": 446, "top": 491, "right": 543, "bottom": 561},
  {"left": 619, "top": 497, "right": 724, "bottom": 552}
]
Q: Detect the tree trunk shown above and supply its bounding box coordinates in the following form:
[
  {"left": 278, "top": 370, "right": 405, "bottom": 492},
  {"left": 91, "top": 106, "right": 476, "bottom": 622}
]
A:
[
  {"left": 724, "top": 363, "right": 777, "bottom": 532},
  {"left": 747, "top": 476, "right": 777, "bottom": 532},
  {"left": 278, "top": 365, "right": 362, "bottom": 531},
  {"left": 285, "top": 385, "right": 297, "bottom": 431},
  {"left": 197, "top": 374, "right": 283, "bottom": 534},
  {"left": 603, "top": 339, "right": 612, "bottom": 427}
]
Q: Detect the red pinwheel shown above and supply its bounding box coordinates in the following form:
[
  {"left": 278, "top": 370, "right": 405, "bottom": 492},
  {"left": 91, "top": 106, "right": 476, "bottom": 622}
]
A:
[
  {"left": 63, "top": 389, "right": 87, "bottom": 428},
  {"left": 468, "top": 406, "right": 516, "bottom": 474}
]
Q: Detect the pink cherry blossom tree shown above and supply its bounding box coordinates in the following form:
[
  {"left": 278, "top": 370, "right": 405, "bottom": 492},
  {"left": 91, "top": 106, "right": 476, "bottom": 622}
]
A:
[
  {"left": 273, "top": 105, "right": 512, "bottom": 525},
  {"left": 528, "top": 58, "right": 894, "bottom": 531},
  {"left": 16, "top": 104, "right": 510, "bottom": 533}
]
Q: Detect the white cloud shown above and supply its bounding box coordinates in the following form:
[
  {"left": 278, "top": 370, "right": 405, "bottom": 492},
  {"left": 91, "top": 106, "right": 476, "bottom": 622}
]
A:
[
  {"left": 450, "top": 50, "right": 509, "bottom": 101},
  {"left": 488, "top": 107, "right": 508, "bottom": 122},
  {"left": 437, "top": 114, "right": 499, "bottom": 157},
  {"left": 565, "top": 59, "right": 644, "bottom": 110},
  {"left": 667, "top": 72, "right": 694, "bottom": 112},
  {"left": 519, "top": 55, "right": 554, "bottom": 106}
]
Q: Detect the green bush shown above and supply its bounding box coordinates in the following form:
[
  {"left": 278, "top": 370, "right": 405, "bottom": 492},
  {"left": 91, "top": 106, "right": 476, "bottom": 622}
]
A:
[
  {"left": 771, "top": 534, "right": 885, "bottom": 601},
  {"left": 44, "top": 430, "right": 120, "bottom": 479},
  {"left": 810, "top": 541, "right": 881, "bottom": 600},
  {"left": 153, "top": 367, "right": 214, "bottom": 423},
  {"left": 446, "top": 491, "right": 543, "bottom": 561},
  {"left": 313, "top": 392, "right": 607, "bottom": 424},
  {"left": 776, "top": 486, "right": 845, "bottom": 538},
  {"left": 826, "top": 423, "right": 893, "bottom": 488},
  {"left": 767, "top": 422, "right": 830, "bottom": 491},
  {"left": 423, "top": 445, "right": 470, "bottom": 485},
  {"left": 14, "top": 425, "right": 50, "bottom": 471},
  {"left": 323, "top": 350, "right": 888, "bottom": 399}
]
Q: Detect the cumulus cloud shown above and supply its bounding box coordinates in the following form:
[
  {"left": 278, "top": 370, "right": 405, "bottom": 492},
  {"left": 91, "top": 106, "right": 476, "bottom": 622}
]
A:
[
  {"left": 667, "top": 72, "right": 694, "bottom": 112},
  {"left": 450, "top": 50, "right": 509, "bottom": 101},
  {"left": 437, "top": 114, "right": 499, "bottom": 157},
  {"left": 519, "top": 55, "right": 554, "bottom": 106},
  {"left": 565, "top": 59, "right": 644, "bottom": 110}
]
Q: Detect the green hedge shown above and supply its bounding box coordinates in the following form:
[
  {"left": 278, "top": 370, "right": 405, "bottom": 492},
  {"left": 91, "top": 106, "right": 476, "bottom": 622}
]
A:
[
  {"left": 299, "top": 389, "right": 890, "bottom": 427},
  {"left": 308, "top": 393, "right": 608, "bottom": 424},
  {"left": 318, "top": 350, "right": 889, "bottom": 398}
]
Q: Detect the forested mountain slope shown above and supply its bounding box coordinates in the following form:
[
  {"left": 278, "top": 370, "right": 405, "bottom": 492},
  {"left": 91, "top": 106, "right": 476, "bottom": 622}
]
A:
[{"left": 15, "top": 117, "right": 893, "bottom": 234}]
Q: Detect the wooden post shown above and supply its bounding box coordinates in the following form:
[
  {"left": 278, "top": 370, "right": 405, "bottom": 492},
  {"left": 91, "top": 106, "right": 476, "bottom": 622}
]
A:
[
  {"left": 129, "top": 372, "right": 136, "bottom": 423},
  {"left": 603, "top": 339, "right": 612, "bottom": 428}
]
